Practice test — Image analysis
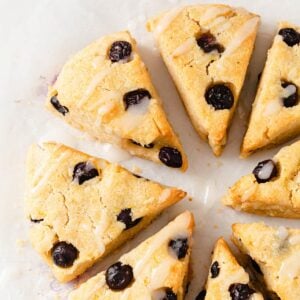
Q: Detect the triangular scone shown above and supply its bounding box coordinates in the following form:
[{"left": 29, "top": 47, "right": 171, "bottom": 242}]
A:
[
  {"left": 69, "top": 211, "right": 194, "bottom": 299},
  {"left": 46, "top": 31, "right": 187, "bottom": 170},
  {"left": 232, "top": 223, "right": 300, "bottom": 300},
  {"left": 25, "top": 142, "right": 186, "bottom": 282},
  {"left": 203, "top": 238, "right": 263, "bottom": 300},
  {"left": 223, "top": 140, "right": 300, "bottom": 218},
  {"left": 241, "top": 22, "right": 300, "bottom": 157},
  {"left": 147, "top": 5, "right": 259, "bottom": 156}
]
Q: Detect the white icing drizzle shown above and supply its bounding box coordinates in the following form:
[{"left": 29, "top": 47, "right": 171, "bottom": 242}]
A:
[
  {"left": 154, "top": 7, "right": 183, "bottom": 38},
  {"left": 31, "top": 150, "right": 71, "bottom": 195},
  {"left": 149, "top": 258, "right": 175, "bottom": 290},
  {"left": 241, "top": 185, "right": 256, "bottom": 202},
  {"left": 93, "top": 209, "right": 110, "bottom": 255},
  {"left": 289, "top": 234, "right": 300, "bottom": 245},
  {"left": 257, "top": 160, "right": 275, "bottom": 180},
  {"left": 158, "top": 189, "right": 172, "bottom": 203},
  {"left": 172, "top": 38, "right": 195, "bottom": 57},
  {"left": 92, "top": 55, "right": 105, "bottom": 69},
  {"left": 282, "top": 84, "right": 296, "bottom": 98},
  {"left": 276, "top": 226, "right": 289, "bottom": 241},
  {"left": 221, "top": 17, "right": 259, "bottom": 57},
  {"left": 263, "top": 100, "right": 281, "bottom": 116},
  {"left": 87, "top": 90, "right": 120, "bottom": 111},
  {"left": 279, "top": 252, "right": 300, "bottom": 279},
  {"left": 77, "top": 68, "right": 111, "bottom": 107},
  {"left": 134, "top": 212, "right": 190, "bottom": 276},
  {"left": 200, "top": 6, "right": 231, "bottom": 24}
]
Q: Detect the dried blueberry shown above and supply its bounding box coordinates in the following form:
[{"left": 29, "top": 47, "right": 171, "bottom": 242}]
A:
[
  {"left": 30, "top": 218, "right": 44, "bottom": 223},
  {"left": 169, "top": 238, "right": 189, "bottom": 259},
  {"left": 195, "top": 290, "right": 206, "bottom": 300},
  {"left": 205, "top": 84, "right": 234, "bottom": 110},
  {"left": 117, "top": 208, "right": 142, "bottom": 230},
  {"left": 229, "top": 283, "right": 255, "bottom": 300},
  {"left": 252, "top": 159, "right": 278, "bottom": 183},
  {"left": 197, "top": 32, "right": 224, "bottom": 53},
  {"left": 211, "top": 261, "right": 220, "bottom": 278},
  {"left": 72, "top": 162, "right": 99, "bottom": 185},
  {"left": 123, "top": 88, "right": 151, "bottom": 110},
  {"left": 105, "top": 262, "right": 134, "bottom": 290},
  {"left": 164, "top": 288, "right": 177, "bottom": 300},
  {"left": 278, "top": 28, "right": 300, "bottom": 47},
  {"left": 109, "top": 41, "right": 132, "bottom": 63},
  {"left": 50, "top": 95, "right": 69, "bottom": 116},
  {"left": 281, "top": 81, "right": 298, "bottom": 107},
  {"left": 159, "top": 147, "right": 183, "bottom": 168},
  {"left": 51, "top": 241, "right": 79, "bottom": 268},
  {"left": 130, "top": 139, "right": 154, "bottom": 149}
]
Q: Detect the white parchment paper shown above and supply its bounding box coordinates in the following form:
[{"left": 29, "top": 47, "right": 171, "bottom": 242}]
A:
[{"left": 1, "top": 0, "right": 299, "bottom": 299}]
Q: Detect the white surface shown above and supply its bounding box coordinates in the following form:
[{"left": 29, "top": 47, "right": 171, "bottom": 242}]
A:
[{"left": 1, "top": 0, "right": 300, "bottom": 299}]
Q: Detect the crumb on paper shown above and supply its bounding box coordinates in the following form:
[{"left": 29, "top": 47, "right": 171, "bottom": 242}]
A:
[
  {"left": 16, "top": 239, "right": 27, "bottom": 248},
  {"left": 213, "top": 224, "right": 219, "bottom": 229},
  {"left": 216, "top": 160, "right": 223, "bottom": 167},
  {"left": 188, "top": 196, "right": 193, "bottom": 202}
]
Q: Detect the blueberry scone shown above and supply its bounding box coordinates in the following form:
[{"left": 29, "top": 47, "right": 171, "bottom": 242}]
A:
[
  {"left": 241, "top": 22, "right": 300, "bottom": 157},
  {"left": 232, "top": 223, "right": 300, "bottom": 300},
  {"left": 68, "top": 211, "right": 194, "bottom": 299},
  {"left": 147, "top": 5, "right": 259, "bottom": 156},
  {"left": 25, "top": 142, "right": 186, "bottom": 282},
  {"left": 197, "top": 238, "right": 263, "bottom": 300},
  {"left": 223, "top": 140, "right": 300, "bottom": 218},
  {"left": 46, "top": 31, "right": 187, "bottom": 170}
]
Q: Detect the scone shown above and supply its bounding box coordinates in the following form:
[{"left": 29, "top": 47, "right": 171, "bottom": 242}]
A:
[
  {"left": 25, "top": 142, "right": 186, "bottom": 282},
  {"left": 223, "top": 140, "right": 300, "bottom": 218},
  {"left": 232, "top": 223, "right": 300, "bottom": 300},
  {"left": 199, "top": 238, "right": 263, "bottom": 300},
  {"left": 147, "top": 5, "right": 259, "bottom": 156},
  {"left": 68, "top": 211, "right": 194, "bottom": 300},
  {"left": 241, "top": 22, "right": 300, "bottom": 157},
  {"left": 46, "top": 31, "right": 187, "bottom": 170}
]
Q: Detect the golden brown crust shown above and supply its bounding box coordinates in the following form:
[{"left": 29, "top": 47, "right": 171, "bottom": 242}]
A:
[
  {"left": 68, "top": 211, "right": 194, "bottom": 299},
  {"left": 241, "top": 22, "right": 300, "bottom": 157},
  {"left": 223, "top": 140, "right": 300, "bottom": 218},
  {"left": 147, "top": 5, "right": 259, "bottom": 156},
  {"left": 25, "top": 142, "right": 186, "bottom": 282},
  {"left": 45, "top": 31, "right": 187, "bottom": 170}
]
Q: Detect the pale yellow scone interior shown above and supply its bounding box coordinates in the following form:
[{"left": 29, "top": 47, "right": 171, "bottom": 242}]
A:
[
  {"left": 241, "top": 22, "right": 300, "bottom": 157},
  {"left": 232, "top": 222, "right": 300, "bottom": 300},
  {"left": 46, "top": 31, "right": 187, "bottom": 170},
  {"left": 69, "top": 211, "right": 194, "bottom": 300},
  {"left": 25, "top": 142, "right": 186, "bottom": 282},
  {"left": 205, "top": 238, "right": 263, "bottom": 300},
  {"left": 223, "top": 140, "right": 300, "bottom": 218},
  {"left": 147, "top": 4, "right": 259, "bottom": 156}
]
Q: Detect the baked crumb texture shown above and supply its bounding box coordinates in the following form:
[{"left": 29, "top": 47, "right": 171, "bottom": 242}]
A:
[
  {"left": 241, "top": 22, "right": 300, "bottom": 157},
  {"left": 46, "top": 31, "right": 187, "bottom": 171},
  {"left": 25, "top": 142, "right": 186, "bottom": 282},
  {"left": 69, "top": 211, "right": 194, "bottom": 299},
  {"left": 147, "top": 4, "right": 259, "bottom": 156}
]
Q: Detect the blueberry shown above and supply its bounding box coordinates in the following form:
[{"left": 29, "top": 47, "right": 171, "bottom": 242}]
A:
[
  {"left": 281, "top": 81, "right": 298, "bottom": 107},
  {"left": 195, "top": 290, "right": 206, "bottom": 300},
  {"left": 72, "top": 162, "right": 99, "bottom": 185},
  {"left": 159, "top": 147, "right": 183, "bottom": 168},
  {"left": 205, "top": 84, "right": 234, "bottom": 110},
  {"left": 229, "top": 283, "right": 255, "bottom": 300},
  {"left": 51, "top": 241, "right": 79, "bottom": 268},
  {"left": 197, "top": 32, "right": 224, "bottom": 53},
  {"left": 210, "top": 261, "right": 220, "bottom": 278},
  {"left": 30, "top": 218, "right": 44, "bottom": 223},
  {"left": 105, "top": 262, "right": 134, "bottom": 290},
  {"left": 153, "top": 288, "right": 177, "bottom": 300},
  {"left": 50, "top": 96, "right": 69, "bottom": 116},
  {"left": 130, "top": 139, "right": 154, "bottom": 149},
  {"left": 252, "top": 159, "right": 278, "bottom": 183},
  {"left": 123, "top": 88, "right": 151, "bottom": 110},
  {"left": 109, "top": 41, "right": 132, "bottom": 63},
  {"left": 278, "top": 28, "right": 300, "bottom": 47},
  {"left": 164, "top": 288, "right": 177, "bottom": 300},
  {"left": 169, "top": 238, "right": 189, "bottom": 259},
  {"left": 117, "top": 208, "right": 143, "bottom": 230}
]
